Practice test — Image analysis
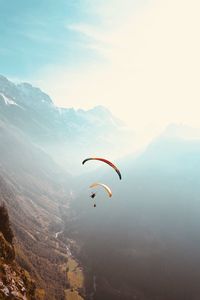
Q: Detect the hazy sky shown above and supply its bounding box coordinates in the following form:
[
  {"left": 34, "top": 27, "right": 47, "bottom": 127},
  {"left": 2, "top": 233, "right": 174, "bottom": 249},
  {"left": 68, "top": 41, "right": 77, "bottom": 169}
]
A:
[{"left": 1, "top": 0, "right": 200, "bottom": 144}]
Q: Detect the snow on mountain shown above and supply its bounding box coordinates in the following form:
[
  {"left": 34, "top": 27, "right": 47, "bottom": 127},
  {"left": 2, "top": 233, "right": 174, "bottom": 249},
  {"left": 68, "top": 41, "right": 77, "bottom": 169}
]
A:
[{"left": 0, "top": 93, "right": 17, "bottom": 106}]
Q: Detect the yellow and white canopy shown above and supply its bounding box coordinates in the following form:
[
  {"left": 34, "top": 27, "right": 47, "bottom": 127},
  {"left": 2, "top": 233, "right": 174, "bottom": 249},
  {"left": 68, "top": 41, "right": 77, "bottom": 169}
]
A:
[{"left": 89, "top": 182, "right": 112, "bottom": 197}]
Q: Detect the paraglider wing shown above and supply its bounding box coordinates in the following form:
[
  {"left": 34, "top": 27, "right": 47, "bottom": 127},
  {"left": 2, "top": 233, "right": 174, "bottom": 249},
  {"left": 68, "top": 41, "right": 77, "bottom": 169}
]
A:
[
  {"left": 82, "top": 158, "right": 122, "bottom": 180},
  {"left": 90, "top": 182, "right": 112, "bottom": 197}
]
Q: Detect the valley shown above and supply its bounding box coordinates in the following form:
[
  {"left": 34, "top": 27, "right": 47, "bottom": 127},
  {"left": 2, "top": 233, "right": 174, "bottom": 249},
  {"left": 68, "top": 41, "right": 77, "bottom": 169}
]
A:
[{"left": 1, "top": 75, "right": 200, "bottom": 300}]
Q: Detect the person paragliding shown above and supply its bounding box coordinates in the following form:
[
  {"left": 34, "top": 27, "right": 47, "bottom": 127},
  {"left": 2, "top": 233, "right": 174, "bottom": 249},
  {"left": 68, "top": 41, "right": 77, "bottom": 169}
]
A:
[
  {"left": 89, "top": 183, "right": 112, "bottom": 207},
  {"left": 82, "top": 157, "right": 121, "bottom": 208},
  {"left": 90, "top": 183, "right": 112, "bottom": 197}
]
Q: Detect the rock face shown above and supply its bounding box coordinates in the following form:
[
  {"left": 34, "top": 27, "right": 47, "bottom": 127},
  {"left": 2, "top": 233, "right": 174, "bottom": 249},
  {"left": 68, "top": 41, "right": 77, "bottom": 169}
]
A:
[
  {"left": 0, "top": 207, "right": 36, "bottom": 300},
  {"left": 0, "top": 233, "right": 14, "bottom": 261},
  {"left": 0, "top": 160, "right": 70, "bottom": 299}
]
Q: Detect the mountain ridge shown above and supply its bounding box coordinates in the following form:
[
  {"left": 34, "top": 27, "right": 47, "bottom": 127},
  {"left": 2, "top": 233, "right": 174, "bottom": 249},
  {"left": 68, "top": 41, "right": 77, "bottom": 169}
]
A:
[{"left": 0, "top": 75, "right": 134, "bottom": 174}]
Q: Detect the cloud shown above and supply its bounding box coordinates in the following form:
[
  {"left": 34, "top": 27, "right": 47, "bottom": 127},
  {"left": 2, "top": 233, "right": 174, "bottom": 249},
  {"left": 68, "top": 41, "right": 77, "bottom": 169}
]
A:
[{"left": 33, "top": 0, "right": 200, "bottom": 147}]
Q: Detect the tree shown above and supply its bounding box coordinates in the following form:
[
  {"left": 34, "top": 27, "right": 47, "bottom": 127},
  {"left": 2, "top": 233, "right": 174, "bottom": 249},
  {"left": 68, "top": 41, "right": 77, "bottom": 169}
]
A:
[{"left": 0, "top": 203, "right": 14, "bottom": 244}]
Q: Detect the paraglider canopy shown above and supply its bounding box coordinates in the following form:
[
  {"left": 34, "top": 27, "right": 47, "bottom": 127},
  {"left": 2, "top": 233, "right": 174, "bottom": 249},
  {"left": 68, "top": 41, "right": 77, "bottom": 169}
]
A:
[
  {"left": 89, "top": 182, "right": 112, "bottom": 198},
  {"left": 82, "top": 157, "right": 122, "bottom": 180}
]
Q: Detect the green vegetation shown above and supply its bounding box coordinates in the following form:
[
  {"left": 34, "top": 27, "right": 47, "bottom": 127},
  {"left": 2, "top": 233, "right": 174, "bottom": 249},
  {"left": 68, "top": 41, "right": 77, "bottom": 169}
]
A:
[{"left": 0, "top": 203, "right": 13, "bottom": 245}]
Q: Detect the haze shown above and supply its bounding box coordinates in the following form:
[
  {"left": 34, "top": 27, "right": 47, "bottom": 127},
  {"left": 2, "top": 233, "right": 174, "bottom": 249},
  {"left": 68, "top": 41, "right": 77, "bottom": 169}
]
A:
[{"left": 1, "top": 0, "right": 200, "bottom": 149}]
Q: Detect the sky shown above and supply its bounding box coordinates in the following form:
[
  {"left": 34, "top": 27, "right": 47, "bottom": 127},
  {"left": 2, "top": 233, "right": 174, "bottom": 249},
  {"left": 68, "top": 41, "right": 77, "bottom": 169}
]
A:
[{"left": 1, "top": 0, "right": 200, "bottom": 146}]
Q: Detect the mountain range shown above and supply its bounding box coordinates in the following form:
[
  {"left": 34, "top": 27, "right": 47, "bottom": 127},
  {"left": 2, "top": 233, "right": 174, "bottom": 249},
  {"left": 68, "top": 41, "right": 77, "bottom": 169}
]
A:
[
  {"left": 0, "top": 74, "right": 134, "bottom": 299},
  {"left": 0, "top": 75, "right": 133, "bottom": 174},
  {"left": 1, "top": 74, "right": 200, "bottom": 299}
]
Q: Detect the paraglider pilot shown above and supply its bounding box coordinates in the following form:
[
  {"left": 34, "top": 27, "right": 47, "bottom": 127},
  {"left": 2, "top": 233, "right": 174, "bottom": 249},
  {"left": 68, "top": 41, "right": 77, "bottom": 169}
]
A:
[{"left": 90, "top": 192, "right": 96, "bottom": 199}]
